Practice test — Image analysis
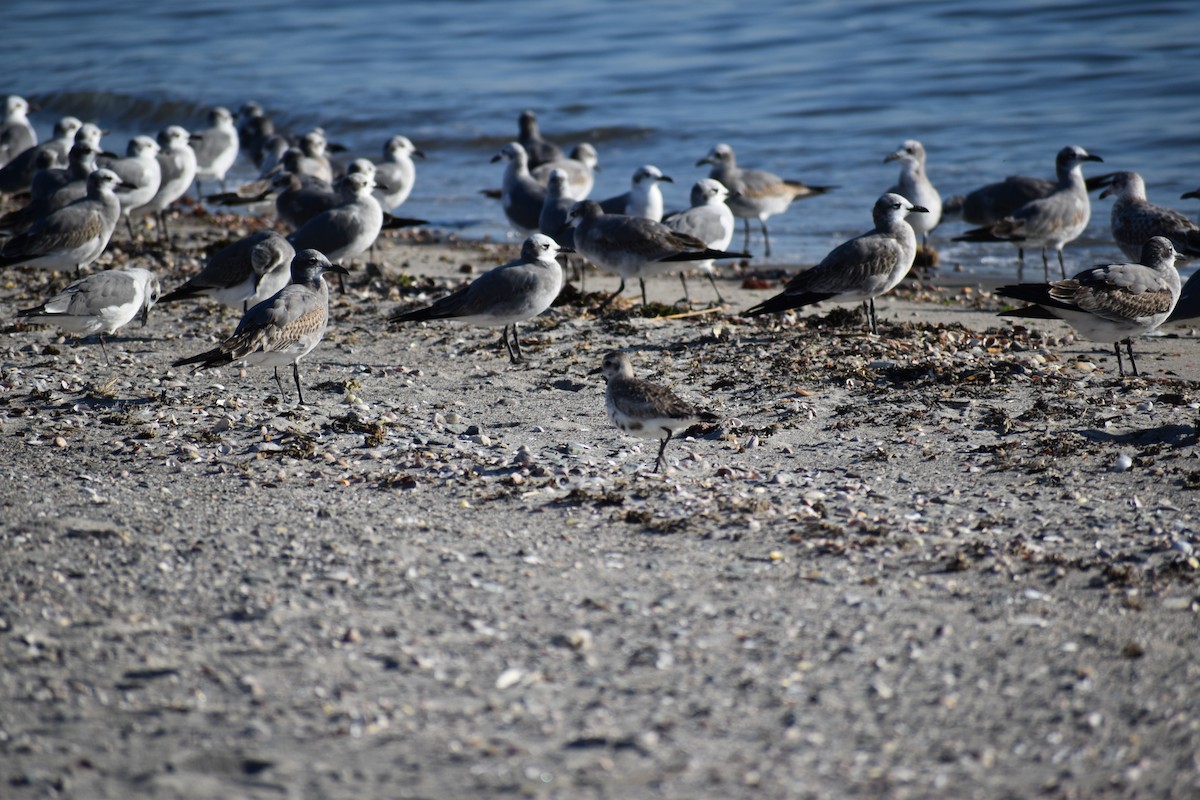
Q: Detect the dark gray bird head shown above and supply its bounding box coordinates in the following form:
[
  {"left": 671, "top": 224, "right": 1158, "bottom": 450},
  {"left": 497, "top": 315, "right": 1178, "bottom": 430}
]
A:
[{"left": 291, "top": 249, "right": 349, "bottom": 286}]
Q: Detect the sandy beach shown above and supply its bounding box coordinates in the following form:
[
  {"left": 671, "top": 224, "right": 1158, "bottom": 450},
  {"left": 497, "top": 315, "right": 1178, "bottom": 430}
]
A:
[{"left": 2, "top": 208, "right": 1199, "bottom": 799}]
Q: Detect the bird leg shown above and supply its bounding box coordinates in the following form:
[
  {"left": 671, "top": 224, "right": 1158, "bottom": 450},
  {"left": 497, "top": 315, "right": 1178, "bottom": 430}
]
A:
[
  {"left": 97, "top": 334, "right": 111, "bottom": 366},
  {"left": 292, "top": 362, "right": 306, "bottom": 405},
  {"left": 272, "top": 366, "right": 286, "bottom": 399},
  {"left": 639, "top": 277, "right": 649, "bottom": 308},
  {"left": 125, "top": 215, "right": 136, "bottom": 242},
  {"left": 1041, "top": 247, "right": 1050, "bottom": 282},
  {"left": 594, "top": 278, "right": 625, "bottom": 313},
  {"left": 653, "top": 430, "right": 674, "bottom": 474},
  {"left": 760, "top": 219, "right": 772, "bottom": 258},
  {"left": 503, "top": 323, "right": 523, "bottom": 363},
  {"left": 742, "top": 218, "right": 752, "bottom": 254},
  {"left": 863, "top": 298, "right": 879, "bottom": 335},
  {"left": 1056, "top": 249, "right": 1066, "bottom": 280},
  {"left": 706, "top": 270, "right": 725, "bottom": 304},
  {"left": 1124, "top": 339, "right": 1139, "bottom": 377},
  {"left": 678, "top": 272, "right": 692, "bottom": 309}
]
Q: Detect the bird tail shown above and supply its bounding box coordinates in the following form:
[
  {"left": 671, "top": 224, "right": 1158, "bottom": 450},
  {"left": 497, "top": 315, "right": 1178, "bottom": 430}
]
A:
[
  {"left": 743, "top": 291, "right": 834, "bottom": 317},
  {"left": 659, "top": 247, "right": 749, "bottom": 263},
  {"left": 381, "top": 213, "right": 429, "bottom": 230},
  {"left": 784, "top": 181, "right": 836, "bottom": 199},
  {"left": 954, "top": 226, "right": 1022, "bottom": 244},
  {"left": 172, "top": 347, "right": 233, "bottom": 370},
  {"left": 157, "top": 284, "right": 203, "bottom": 304}
]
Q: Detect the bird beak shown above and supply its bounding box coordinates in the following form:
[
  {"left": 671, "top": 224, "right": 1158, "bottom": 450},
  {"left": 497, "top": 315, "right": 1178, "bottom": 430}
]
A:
[
  {"left": 1085, "top": 154, "right": 1104, "bottom": 163},
  {"left": 189, "top": 133, "right": 202, "bottom": 142},
  {"left": 660, "top": 175, "right": 674, "bottom": 183},
  {"left": 375, "top": 181, "right": 391, "bottom": 192},
  {"left": 490, "top": 154, "right": 503, "bottom": 163},
  {"left": 326, "top": 264, "right": 350, "bottom": 276},
  {"left": 883, "top": 152, "right": 901, "bottom": 163},
  {"left": 557, "top": 246, "right": 575, "bottom": 254},
  {"left": 412, "top": 149, "right": 427, "bottom": 159},
  {"left": 1182, "top": 190, "right": 1200, "bottom": 200},
  {"left": 910, "top": 205, "right": 930, "bottom": 214},
  {"left": 139, "top": 304, "right": 152, "bottom": 327},
  {"left": 326, "top": 142, "right": 348, "bottom": 153},
  {"left": 695, "top": 156, "right": 714, "bottom": 167},
  {"left": 587, "top": 366, "right": 603, "bottom": 376},
  {"left": 1099, "top": 186, "right": 1114, "bottom": 199},
  {"left": 100, "top": 150, "right": 120, "bottom": 159},
  {"left": 119, "top": 181, "right": 139, "bottom": 191}
]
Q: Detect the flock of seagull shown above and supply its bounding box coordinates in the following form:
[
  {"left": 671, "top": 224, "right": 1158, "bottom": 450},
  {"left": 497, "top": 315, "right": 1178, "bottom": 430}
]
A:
[{"left": 1, "top": 96, "right": 1198, "bottom": 470}]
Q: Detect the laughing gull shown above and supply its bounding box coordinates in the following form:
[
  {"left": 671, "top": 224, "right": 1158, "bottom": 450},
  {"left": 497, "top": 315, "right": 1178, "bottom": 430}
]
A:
[
  {"left": 997, "top": 236, "right": 1181, "bottom": 377},
  {"left": 595, "top": 350, "right": 719, "bottom": 474},
  {"left": 517, "top": 109, "right": 564, "bottom": 170},
  {"left": 0, "top": 95, "right": 36, "bottom": 167},
  {"left": 955, "top": 145, "right": 1103, "bottom": 280},
  {"left": 538, "top": 168, "right": 577, "bottom": 249},
  {"left": 290, "top": 130, "right": 334, "bottom": 184},
  {"left": 17, "top": 267, "right": 159, "bottom": 364},
  {"left": 236, "top": 101, "right": 277, "bottom": 169},
  {"left": 1099, "top": 171, "right": 1200, "bottom": 260},
  {"left": 390, "top": 233, "right": 567, "bottom": 363},
  {"left": 663, "top": 178, "right": 737, "bottom": 303},
  {"left": 172, "top": 249, "right": 347, "bottom": 404},
  {"left": 0, "top": 141, "right": 100, "bottom": 234},
  {"left": 531, "top": 142, "right": 598, "bottom": 200},
  {"left": 744, "top": 193, "right": 927, "bottom": 334},
  {"left": 191, "top": 106, "right": 239, "bottom": 196},
  {"left": 100, "top": 135, "right": 162, "bottom": 239},
  {"left": 143, "top": 126, "right": 197, "bottom": 242},
  {"left": 0, "top": 168, "right": 124, "bottom": 274},
  {"left": 568, "top": 199, "right": 747, "bottom": 309},
  {"left": 697, "top": 142, "right": 833, "bottom": 257},
  {"left": 884, "top": 139, "right": 941, "bottom": 249},
  {"left": 491, "top": 141, "right": 547, "bottom": 234},
  {"left": 287, "top": 171, "right": 383, "bottom": 278},
  {"left": 372, "top": 135, "right": 423, "bottom": 211},
  {"left": 599, "top": 164, "right": 672, "bottom": 221},
  {"left": 0, "top": 116, "right": 82, "bottom": 195},
  {"left": 159, "top": 230, "right": 294, "bottom": 310}
]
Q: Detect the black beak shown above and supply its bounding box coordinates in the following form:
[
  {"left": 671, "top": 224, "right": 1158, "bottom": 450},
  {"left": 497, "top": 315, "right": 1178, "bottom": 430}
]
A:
[
  {"left": 326, "top": 264, "right": 350, "bottom": 276},
  {"left": 413, "top": 149, "right": 427, "bottom": 160},
  {"left": 660, "top": 175, "right": 674, "bottom": 183}
]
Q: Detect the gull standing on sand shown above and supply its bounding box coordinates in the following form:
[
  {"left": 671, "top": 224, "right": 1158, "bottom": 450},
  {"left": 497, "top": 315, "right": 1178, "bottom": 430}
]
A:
[
  {"left": 0, "top": 95, "right": 36, "bottom": 167},
  {"left": 191, "top": 106, "right": 239, "bottom": 196},
  {"left": 172, "top": 249, "right": 347, "bottom": 404},
  {"left": 372, "top": 135, "right": 423, "bottom": 211},
  {"left": 568, "top": 199, "right": 748, "bottom": 309},
  {"left": 0, "top": 168, "right": 124, "bottom": 274},
  {"left": 517, "top": 109, "right": 564, "bottom": 170},
  {"left": 0, "top": 141, "right": 100, "bottom": 234},
  {"left": 0, "top": 116, "right": 82, "bottom": 195},
  {"left": 287, "top": 171, "right": 383, "bottom": 291},
  {"left": 1099, "top": 171, "right": 1200, "bottom": 260},
  {"left": 595, "top": 350, "right": 719, "bottom": 474},
  {"left": 599, "top": 164, "right": 672, "bottom": 221},
  {"left": 697, "top": 142, "right": 833, "bottom": 257},
  {"left": 143, "top": 126, "right": 197, "bottom": 242},
  {"left": 744, "top": 193, "right": 927, "bottom": 334},
  {"left": 491, "top": 142, "right": 547, "bottom": 234},
  {"left": 390, "top": 233, "right": 567, "bottom": 363},
  {"left": 884, "top": 139, "right": 941, "bottom": 250},
  {"left": 236, "top": 101, "right": 276, "bottom": 170},
  {"left": 996, "top": 236, "right": 1181, "bottom": 377},
  {"left": 663, "top": 178, "right": 738, "bottom": 303},
  {"left": 532, "top": 143, "right": 599, "bottom": 200},
  {"left": 100, "top": 135, "right": 162, "bottom": 239},
  {"left": 17, "top": 267, "right": 159, "bottom": 364},
  {"left": 159, "top": 231, "right": 295, "bottom": 311},
  {"left": 955, "top": 145, "right": 1103, "bottom": 280},
  {"left": 539, "top": 169, "right": 577, "bottom": 249}
]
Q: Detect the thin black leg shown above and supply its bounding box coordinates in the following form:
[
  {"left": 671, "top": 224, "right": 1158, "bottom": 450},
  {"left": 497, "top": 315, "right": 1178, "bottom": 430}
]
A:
[
  {"left": 1057, "top": 249, "right": 1066, "bottom": 279},
  {"left": 742, "top": 218, "right": 751, "bottom": 253},
  {"left": 1042, "top": 248, "right": 1050, "bottom": 282},
  {"left": 706, "top": 270, "right": 724, "bottom": 304},
  {"left": 595, "top": 278, "right": 625, "bottom": 313},
  {"left": 761, "top": 219, "right": 772, "bottom": 258},
  {"left": 98, "top": 334, "right": 111, "bottom": 366},
  {"left": 1113, "top": 341, "right": 1125, "bottom": 377},
  {"left": 292, "top": 362, "right": 305, "bottom": 404},
  {"left": 679, "top": 272, "right": 692, "bottom": 308},
  {"left": 272, "top": 366, "right": 286, "bottom": 398},
  {"left": 639, "top": 277, "right": 648, "bottom": 307},
  {"left": 653, "top": 430, "right": 674, "bottom": 474},
  {"left": 1125, "top": 339, "right": 1138, "bottom": 377}
]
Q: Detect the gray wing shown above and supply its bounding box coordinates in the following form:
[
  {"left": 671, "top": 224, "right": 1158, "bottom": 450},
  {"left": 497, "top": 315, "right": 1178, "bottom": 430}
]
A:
[
  {"left": 786, "top": 232, "right": 903, "bottom": 294},
  {"left": 612, "top": 377, "right": 700, "bottom": 422},
  {"left": 5, "top": 202, "right": 104, "bottom": 257},
  {"left": 288, "top": 206, "right": 361, "bottom": 253},
  {"left": 28, "top": 270, "right": 136, "bottom": 316},
  {"left": 1052, "top": 264, "right": 1176, "bottom": 321},
  {"left": 664, "top": 206, "right": 727, "bottom": 247},
  {"left": 228, "top": 285, "right": 324, "bottom": 355}
]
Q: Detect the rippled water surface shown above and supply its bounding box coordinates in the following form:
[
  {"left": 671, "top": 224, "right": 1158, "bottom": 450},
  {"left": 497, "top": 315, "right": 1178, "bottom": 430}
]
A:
[{"left": 5, "top": 0, "right": 1200, "bottom": 275}]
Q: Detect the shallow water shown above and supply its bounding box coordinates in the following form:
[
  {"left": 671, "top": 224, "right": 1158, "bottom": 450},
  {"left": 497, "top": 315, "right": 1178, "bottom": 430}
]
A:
[{"left": 5, "top": 0, "right": 1200, "bottom": 278}]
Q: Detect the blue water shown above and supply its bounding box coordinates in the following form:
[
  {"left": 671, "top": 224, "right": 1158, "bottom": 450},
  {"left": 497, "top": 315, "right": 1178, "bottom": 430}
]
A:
[{"left": 5, "top": 0, "right": 1200, "bottom": 276}]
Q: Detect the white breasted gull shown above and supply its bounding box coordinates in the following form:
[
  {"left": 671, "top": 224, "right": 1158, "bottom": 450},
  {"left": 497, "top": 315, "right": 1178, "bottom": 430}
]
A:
[
  {"left": 663, "top": 178, "right": 738, "bottom": 303},
  {"left": 159, "top": 230, "right": 295, "bottom": 311},
  {"left": 599, "top": 164, "right": 672, "bottom": 221},
  {"left": 1099, "top": 171, "right": 1200, "bottom": 260},
  {"left": 0, "top": 168, "right": 125, "bottom": 274},
  {"left": 884, "top": 139, "right": 942, "bottom": 249}
]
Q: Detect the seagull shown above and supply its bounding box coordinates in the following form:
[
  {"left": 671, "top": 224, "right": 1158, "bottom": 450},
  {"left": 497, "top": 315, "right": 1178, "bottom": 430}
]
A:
[
  {"left": 190, "top": 106, "right": 239, "bottom": 196},
  {"left": 531, "top": 143, "right": 599, "bottom": 200},
  {"left": 0, "top": 95, "right": 37, "bottom": 167},
  {"left": 287, "top": 171, "right": 383, "bottom": 286},
  {"left": 538, "top": 168, "right": 577, "bottom": 249},
  {"left": 142, "top": 126, "right": 197, "bottom": 242},
  {"left": 17, "top": 267, "right": 159, "bottom": 364},
  {"left": 236, "top": 101, "right": 277, "bottom": 170},
  {"left": 517, "top": 109, "right": 564, "bottom": 170},
  {"left": 663, "top": 178, "right": 738, "bottom": 303},
  {"left": 599, "top": 164, "right": 672, "bottom": 221},
  {"left": 390, "top": 233, "right": 567, "bottom": 363},
  {"left": 744, "top": 193, "right": 927, "bottom": 334},
  {"left": 568, "top": 199, "right": 748, "bottom": 309},
  {"left": 172, "top": 249, "right": 347, "bottom": 404},
  {"left": 884, "top": 139, "right": 941, "bottom": 249},
  {"left": 594, "top": 350, "right": 719, "bottom": 474},
  {"left": 491, "top": 141, "right": 546, "bottom": 234},
  {"left": 697, "top": 142, "right": 833, "bottom": 257},
  {"left": 100, "top": 135, "right": 162, "bottom": 239},
  {"left": 0, "top": 116, "right": 82, "bottom": 195},
  {"left": 289, "top": 130, "right": 334, "bottom": 184},
  {"left": 0, "top": 168, "right": 125, "bottom": 274},
  {"left": 1099, "top": 171, "right": 1200, "bottom": 260},
  {"left": 372, "top": 134, "right": 423, "bottom": 211},
  {"left": 0, "top": 141, "right": 100, "bottom": 235},
  {"left": 159, "top": 230, "right": 295, "bottom": 311},
  {"left": 954, "top": 145, "right": 1103, "bottom": 280},
  {"left": 1167, "top": 268, "right": 1200, "bottom": 323},
  {"left": 996, "top": 236, "right": 1182, "bottom": 377}
]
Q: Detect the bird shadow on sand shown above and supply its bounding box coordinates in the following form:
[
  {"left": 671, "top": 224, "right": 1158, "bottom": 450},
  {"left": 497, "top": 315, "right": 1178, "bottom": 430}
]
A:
[{"left": 1078, "top": 423, "right": 1197, "bottom": 448}]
